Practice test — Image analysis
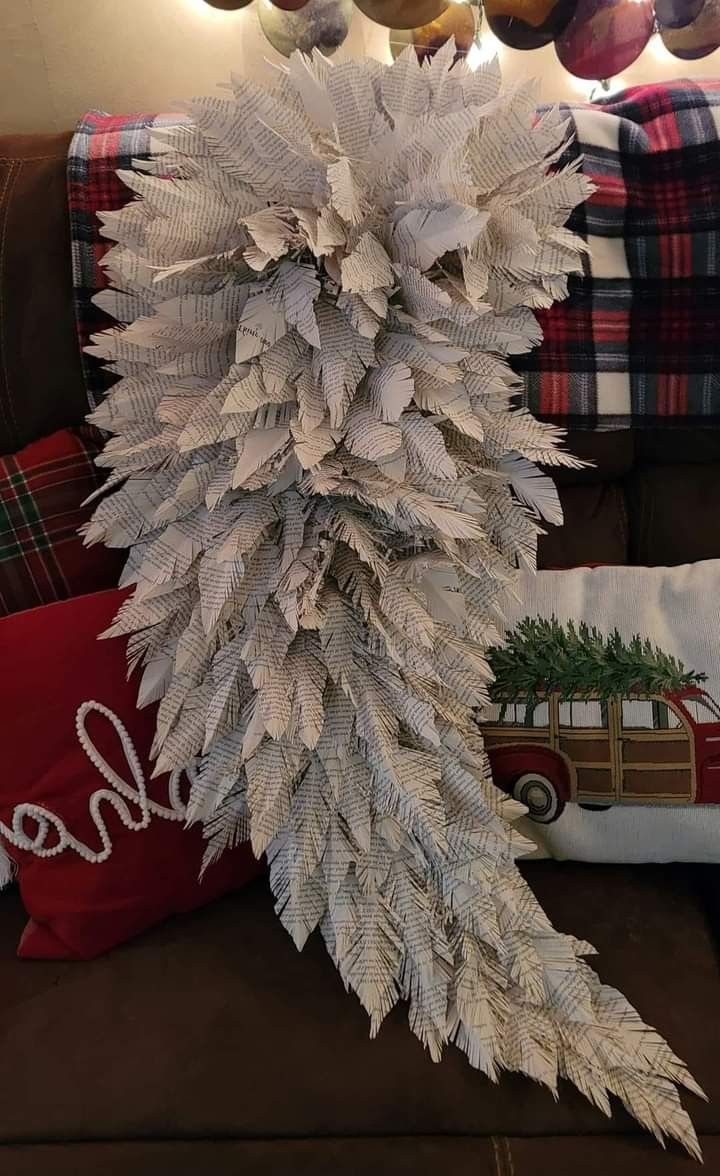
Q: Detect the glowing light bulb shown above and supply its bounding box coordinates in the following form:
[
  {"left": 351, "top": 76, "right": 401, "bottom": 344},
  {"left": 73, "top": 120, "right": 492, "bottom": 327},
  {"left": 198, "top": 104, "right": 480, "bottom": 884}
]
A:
[
  {"left": 468, "top": 30, "right": 501, "bottom": 68},
  {"left": 567, "top": 72, "right": 629, "bottom": 101},
  {"left": 647, "top": 32, "right": 677, "bottom": 64},
  {"left": 567, "top": 74, "right": 597, "bottom": 99},
  {"left": 600, "top": 76, "right": 629, "bottom": 97}
]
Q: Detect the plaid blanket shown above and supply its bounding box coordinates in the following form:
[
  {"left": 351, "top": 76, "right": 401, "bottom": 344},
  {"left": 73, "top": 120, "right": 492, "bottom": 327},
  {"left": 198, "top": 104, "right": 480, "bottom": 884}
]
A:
[
  {"left": 67, "top": 111, "right": 178, "bottom": 410},
  {"left": 68, "top": 83, "right": 720, "bottom": 428},
  {"left": 518, "top": 80, "right": 720, "bottom": 428}
]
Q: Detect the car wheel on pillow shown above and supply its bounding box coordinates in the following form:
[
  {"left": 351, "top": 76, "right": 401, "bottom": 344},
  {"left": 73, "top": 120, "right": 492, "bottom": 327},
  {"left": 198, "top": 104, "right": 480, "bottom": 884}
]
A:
[{"left": 513, "top": 772, "right": 565, "bottom": 824}]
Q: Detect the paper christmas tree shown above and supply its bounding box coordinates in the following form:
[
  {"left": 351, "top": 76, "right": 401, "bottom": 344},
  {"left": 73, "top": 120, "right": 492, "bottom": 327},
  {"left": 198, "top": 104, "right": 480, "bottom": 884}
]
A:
[{"left": 83, "top": 45, "right": 702, "bottom": 1156}]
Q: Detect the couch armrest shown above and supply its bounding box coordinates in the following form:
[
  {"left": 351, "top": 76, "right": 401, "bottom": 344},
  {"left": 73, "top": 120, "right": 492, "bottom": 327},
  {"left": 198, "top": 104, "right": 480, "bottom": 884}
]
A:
[{"left": 0, "top": 132, "right": 88, "bottom": 455}]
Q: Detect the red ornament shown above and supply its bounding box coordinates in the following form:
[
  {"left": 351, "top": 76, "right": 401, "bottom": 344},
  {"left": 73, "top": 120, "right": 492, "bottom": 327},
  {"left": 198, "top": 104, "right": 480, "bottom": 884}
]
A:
[{"left": 555, "top": 0, "right": 654, "bottom": 80}]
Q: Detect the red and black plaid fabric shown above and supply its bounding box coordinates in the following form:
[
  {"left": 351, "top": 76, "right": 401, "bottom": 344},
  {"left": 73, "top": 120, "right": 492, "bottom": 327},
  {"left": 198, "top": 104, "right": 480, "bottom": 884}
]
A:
[
  {"left": 0, "top": 427, "right": 125, "bottom": 616},
  {"left": 515, "top": 79, "right": 720, "bottom": 428},
  {"left": 67, "top": 86, "right": 720, "bottom": 428}
]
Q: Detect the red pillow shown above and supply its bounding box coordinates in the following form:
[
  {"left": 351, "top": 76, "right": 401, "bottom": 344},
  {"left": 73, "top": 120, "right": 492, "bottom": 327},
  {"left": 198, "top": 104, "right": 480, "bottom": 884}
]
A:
[
  {"left": 0, "top": 426, "right": 125, "bottom": 616},
  {"left": 0, "top": 588, "right": 263, "bottom": 959}
]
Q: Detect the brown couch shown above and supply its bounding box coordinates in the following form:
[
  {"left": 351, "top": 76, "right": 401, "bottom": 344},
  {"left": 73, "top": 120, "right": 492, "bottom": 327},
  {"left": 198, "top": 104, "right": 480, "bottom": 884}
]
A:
[{"left": 1, "top": 134, "right": 719, "bottom": 1176}]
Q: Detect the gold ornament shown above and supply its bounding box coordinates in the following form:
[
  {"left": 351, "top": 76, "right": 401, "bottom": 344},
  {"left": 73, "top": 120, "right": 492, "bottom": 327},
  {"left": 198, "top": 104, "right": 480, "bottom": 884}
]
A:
[
  {"left": 354, "top": 0, "right": 449, "bottom": 30},
  {"left": 389, "top": 1, "right": 477, "bottom": 61}
]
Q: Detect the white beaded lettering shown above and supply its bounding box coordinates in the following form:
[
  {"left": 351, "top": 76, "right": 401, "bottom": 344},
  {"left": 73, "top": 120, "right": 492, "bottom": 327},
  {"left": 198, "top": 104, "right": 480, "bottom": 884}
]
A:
[{"left": 1, "top": 701, "right": 192, "bottom": 865}]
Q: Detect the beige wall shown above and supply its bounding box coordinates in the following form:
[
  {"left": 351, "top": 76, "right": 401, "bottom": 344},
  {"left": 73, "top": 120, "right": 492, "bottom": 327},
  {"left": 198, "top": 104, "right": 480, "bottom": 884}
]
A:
[{"left": 2, "top": 0, "right": 720, "bottom": 136}]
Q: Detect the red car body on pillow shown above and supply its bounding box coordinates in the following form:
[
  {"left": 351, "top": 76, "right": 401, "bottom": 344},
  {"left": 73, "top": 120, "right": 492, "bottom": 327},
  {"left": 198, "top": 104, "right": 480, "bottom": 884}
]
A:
[{"left": 481, "top": 685, "right": 720, "bottom": 823}]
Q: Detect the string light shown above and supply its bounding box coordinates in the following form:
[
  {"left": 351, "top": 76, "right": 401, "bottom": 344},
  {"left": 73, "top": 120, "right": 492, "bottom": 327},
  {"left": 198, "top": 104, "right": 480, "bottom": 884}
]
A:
[
  {"left": 468, "top": 29, "right": 502, "bottom": 69},
  {"left": 568, "top": 73, "right": 630, "bottom": 101},
  {"left": 647, "top": 30, "right": 679, "bottom": 63}
]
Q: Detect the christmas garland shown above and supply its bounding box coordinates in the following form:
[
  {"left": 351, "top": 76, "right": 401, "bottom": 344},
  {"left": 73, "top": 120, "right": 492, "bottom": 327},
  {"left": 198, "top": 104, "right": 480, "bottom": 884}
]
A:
[{"left": 84, "top": 45, "right": 702, "bottom": 1156}]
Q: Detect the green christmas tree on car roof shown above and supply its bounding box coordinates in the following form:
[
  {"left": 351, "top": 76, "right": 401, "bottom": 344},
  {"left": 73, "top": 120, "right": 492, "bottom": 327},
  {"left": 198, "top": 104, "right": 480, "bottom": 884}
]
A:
[{"left": 487, "top": 616, "right": 706, "bottom": 709}]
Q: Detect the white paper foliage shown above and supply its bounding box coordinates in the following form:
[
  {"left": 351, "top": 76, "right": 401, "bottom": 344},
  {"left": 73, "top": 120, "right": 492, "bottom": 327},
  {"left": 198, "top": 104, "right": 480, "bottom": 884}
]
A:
[{"left": 84, "top": 44, "right": 701, "bottom": 1157}]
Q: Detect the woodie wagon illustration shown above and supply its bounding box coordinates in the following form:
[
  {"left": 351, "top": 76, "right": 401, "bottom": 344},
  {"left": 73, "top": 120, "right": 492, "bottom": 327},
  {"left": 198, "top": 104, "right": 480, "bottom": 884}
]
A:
[{"left": 480, "top": 617, "right": 720, "bottom": 823}]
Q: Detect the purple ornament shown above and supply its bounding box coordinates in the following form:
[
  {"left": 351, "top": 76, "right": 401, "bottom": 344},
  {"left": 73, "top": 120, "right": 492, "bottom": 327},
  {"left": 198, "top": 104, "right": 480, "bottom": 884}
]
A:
[
  {"left": 655, "top": 0, "right": 705, "bottom": 29},
  {"left": 660, "top": 0, "right": 720, "bottom": 58},
  {"left": 555, "top": 0, "right": 655, "bottom": 79}
]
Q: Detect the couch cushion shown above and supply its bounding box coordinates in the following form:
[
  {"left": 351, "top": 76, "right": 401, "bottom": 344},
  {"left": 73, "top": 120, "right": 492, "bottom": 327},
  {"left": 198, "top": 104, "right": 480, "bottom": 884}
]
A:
[
  {"left": 0, "top": 864, "right": 715, "bottom": 1145},
  {"left": 539, "top": 483, "right": 628, "bottom": 568},
  {"left": 0, "top": 135, "right": 88, "bottom": 456},
  {"left": 553, "top": 431, "right": 635, "bottom": 486},
  {"left": 625, "top": 464, "right": 720, "bottom": 566},
  {"left": 637, "top": 428, "right": 720, "bottom": 466},
  {"left": 536, "top": 423, "right": 720, "bottom": 572},
  {"left": 504, "top": 1135, "right": 720, "bottom": 1175},
  {"left": 0, "top": 1140, "right": 498, "bottom": 1176},
  {"left": 1, "top": 1135, "right": 715, "bottom": 1176}
]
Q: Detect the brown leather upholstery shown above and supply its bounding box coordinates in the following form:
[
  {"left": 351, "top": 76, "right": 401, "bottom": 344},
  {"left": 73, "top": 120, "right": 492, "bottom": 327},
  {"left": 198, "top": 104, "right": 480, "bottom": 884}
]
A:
[
  {"left": 0, "top": 135, "right": 87, "bottom": 456},
  {"left": 1, "top": 135, "right": 719, "bottom": 1174},
  {"left": 0, "top": 868, "right": 716, "bottom": 1170},
  {"left": 3, "top": 1137, "right": 720, "bottom": 1176},
  {"left": 539, "top": 427, "right": 720, "bottom": 571}
]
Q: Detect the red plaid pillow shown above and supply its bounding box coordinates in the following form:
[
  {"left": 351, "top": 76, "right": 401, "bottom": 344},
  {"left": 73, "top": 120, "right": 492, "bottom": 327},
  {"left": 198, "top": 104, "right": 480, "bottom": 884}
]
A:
[{"left": 0, "top": 426, "right": 124, "bottom": 616}]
